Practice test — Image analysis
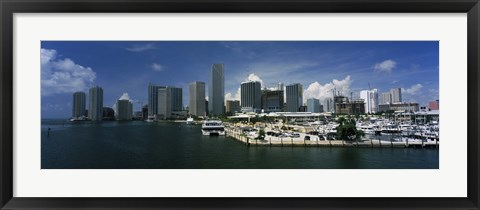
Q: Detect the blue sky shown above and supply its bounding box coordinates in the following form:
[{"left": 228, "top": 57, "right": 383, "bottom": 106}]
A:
[{"left": 41, "top": 41, "right": 439, "bottom": 118}]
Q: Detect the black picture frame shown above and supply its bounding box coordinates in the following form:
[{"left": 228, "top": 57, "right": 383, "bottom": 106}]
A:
[{"left": 1, "top": 0, "right": 479, "bottom": 209}]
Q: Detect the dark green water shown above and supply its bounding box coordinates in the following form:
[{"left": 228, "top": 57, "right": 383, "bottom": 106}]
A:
[{"left": 41, "top": 119, "right": 439, "bottom": 169}]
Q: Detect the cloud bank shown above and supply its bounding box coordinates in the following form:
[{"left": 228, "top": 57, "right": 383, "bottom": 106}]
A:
[
  {"left": 41, "top": 48, "right": 96, "bottom": 96},
  {"left": 303, "top": 75, "right": 353, "bottom": 104}
]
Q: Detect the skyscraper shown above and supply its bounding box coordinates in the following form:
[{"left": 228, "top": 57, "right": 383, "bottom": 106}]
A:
[
  {"left": 157, "top": 86, "right": 171, "bottom": 120},
  {"left": 189, "top": 81, "right": 206, "bottom": 117},
  {"left": 240, "top": 81, "right": 261, "bottom": 112},
  {"left": 209, "top": 63, "right": 225, "bottom": 116},
  {"left": 360, "top": 89, "right": 379, "bottom": 113},
  {"left": 225, "top": 100, "right": 241, "bottom": 113},
  {"left": 72, "top": 91, "right": 86, "bottom": 118},
  {"left": 116, "top": 99, "right": 133, "bottom": 120},
  {"left": 306, "top": 98, "right": 320, "bottom": 113},
  {"left": 148, "top": 83, "right": 164, "bottom": 118},
  {"left": 381, "top": 92, "right": 392, "bottom": 105},
  {"left": 88, "top": 86, "right": 103, "bottom": 121},
  {"left": 261, "top": 89, "right": 284, "bottom": 113},
  {"left": 170, "top": 87, "right": 183, "bottom": 112},
  {"left": 390, "top": 88, "right": 402, "bottom": 103},
  {"left": 286, "top": 83, "right": 303, "bottom": 112}
]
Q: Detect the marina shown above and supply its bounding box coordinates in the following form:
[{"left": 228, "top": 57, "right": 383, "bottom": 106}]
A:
[{"left": 217, "top": 111, "right": 439, "bottom": 148}]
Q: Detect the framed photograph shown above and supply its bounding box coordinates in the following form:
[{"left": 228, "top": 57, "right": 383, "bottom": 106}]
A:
[{"left": 1, "top": 0, "right": 479, "bottom": 209}]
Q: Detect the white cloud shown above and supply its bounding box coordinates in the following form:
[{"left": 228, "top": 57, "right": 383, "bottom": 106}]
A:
[
  {"left": 151, "top": 63, "right": 164, "bottom": 71},
  {"left": 303, "top": 75, "right": 353, "bottom": 104},
  {"left": 118, "top": 93, "right": 131, "bottom": 101},
  {"left": 245, "top": 73, "right": 263, "bottom": 86},
  {"left": 41, "top": 48, "right": 96, "bottom": 96},
  {"left": 373, "top": 59, "right": 396, "bottom": 73},
  {"left": 225, "top": 88, "right": 241, "bottom": 101},
  {"left": 125, "top": 43, "right": 156, "bottom": 52},
  {"left": 402, "top": 84, "right": 423, "bottom": 95}
]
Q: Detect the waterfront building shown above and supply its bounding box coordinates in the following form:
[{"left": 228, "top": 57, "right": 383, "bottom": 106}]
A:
[
  {"left": 226, "top": 100, "right": 241, "bottom": 113},
  {"left": 88, "top": 86, "right": 103, "bottom": 121},
  {"left": 286, "top": 83, "right": 303, "bottom": 112},
  {"left": 189, "top": 81, "right": 206, "bottom": 117},
  {"left": 102, "top": 107, "right": 115, "bottom": 121},
  {"left": 170, "top": 87, "right": 183, "bottom": 112},
  {"left": 261, "top": 89, "right": 284, "bottom": 113},
  {"left": 381, "top": 92, "right": 392, "bottom": 105},
  {"left": 209, "top": 63, "right": 225, "bottom": 116},
  {"left": 360, "top": 89, "right": 379, "bottom": 113},
  {"left": 429, "top": 100, "right": 439, "bottom": 110},
  {"left": 299, "top": 105, "right": 307, "bottom": 112},
  {"left": 323, "top": 98, "right": 334, "bottom": 113},
  {"left": 379, "top": 102, "right": 420, "bottom": 112},
  {"left": 116, "top": 99, "right": 133, "bottom": 120},
  {"left": 307, "top": 98, "right": 321, "bottom": 113},
  {"left": 335, "top": 97, "right": 365, "bottom": 115},
  {"left": 72, "top": 91, "right": 86, "bottom": 118},
  {"left": 240, "top": 81, "right": 261, "bottom": 113},
  {"left": 148, "top": 83, "right": 164, "bottom": 118},
  {"left": 390, "top": 88, "right": 402, "bottom": 103},
  {"left": 141, "top": 105, "right": 148, "bottom": 120},
  {"left": 158, "top": 86, "right": 172, "bottom": 120}
]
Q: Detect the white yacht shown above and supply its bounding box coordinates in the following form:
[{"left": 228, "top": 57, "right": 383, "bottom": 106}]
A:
[
  {"left": 201, "top": 120, "right": 225, "bottom": 136},
  {"left": 186, "top": 117, "right": 195, "bottom": 125}
]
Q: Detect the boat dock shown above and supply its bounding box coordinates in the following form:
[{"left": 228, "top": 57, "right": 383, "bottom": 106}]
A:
[{"left": 225, "top": 127, "right": 439, "bottom": 148}]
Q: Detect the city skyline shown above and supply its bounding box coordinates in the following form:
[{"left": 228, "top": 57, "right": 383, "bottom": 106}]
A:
[{"left": 41, "top": 41, "right": 439, "bottom": 118}]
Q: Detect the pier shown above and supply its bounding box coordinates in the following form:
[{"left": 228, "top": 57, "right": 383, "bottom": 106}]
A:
[{"left": 225, "top": 127, "right": 439, "bottom": 148}]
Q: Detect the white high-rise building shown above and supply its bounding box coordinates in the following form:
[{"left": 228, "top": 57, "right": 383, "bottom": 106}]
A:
[
  {"left": 72, "top": 91, "right": 86, "bottom": 118},
  {"left": 390, "top": 88, "right": 402, "bottom": 103},
  {"left": 88, "top": 86, "right": 103, "bottom": 121},
  {"left": 381, "top": 92, "right": 392, "bottom": 105},
  {"left": 209, "top": 63, "right": 225, "bottom": 116},
  {"left": 286, "top": 83, "right": 303, "bottom": 112},
  {"left": 240, "top": 81, "right": 261, "bottom": 112},
  {"left": 360, "top": 89, "right": 379, "bottom": 113},
  {"left": 189, "top": 81, "right": 206, "bottom": 117}
]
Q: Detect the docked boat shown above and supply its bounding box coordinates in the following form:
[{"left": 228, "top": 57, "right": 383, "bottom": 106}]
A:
[
  {"left": 186, "top": 117, "right": 195, "bottom": 124},
  {"left": 70, "top": 116, "right": 88, "bottom": 122},
  {"left": 201, "top": 120, "right": 225, "bottom": 136}
]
